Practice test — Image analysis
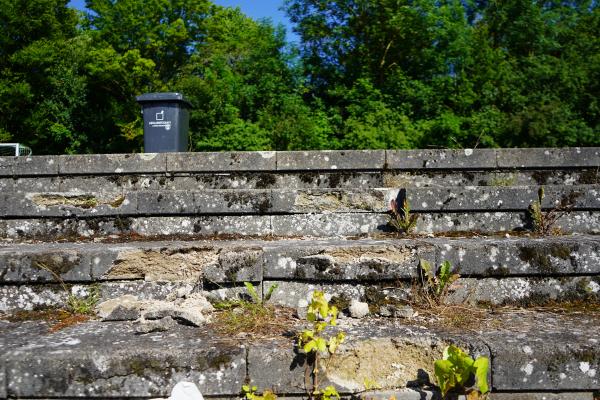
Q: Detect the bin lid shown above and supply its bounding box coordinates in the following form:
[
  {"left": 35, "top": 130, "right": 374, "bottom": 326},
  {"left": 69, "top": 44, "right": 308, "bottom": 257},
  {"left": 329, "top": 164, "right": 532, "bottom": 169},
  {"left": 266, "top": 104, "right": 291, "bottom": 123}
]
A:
[{"left": 136, "top": 92, "right": 192, "bottom": 108}]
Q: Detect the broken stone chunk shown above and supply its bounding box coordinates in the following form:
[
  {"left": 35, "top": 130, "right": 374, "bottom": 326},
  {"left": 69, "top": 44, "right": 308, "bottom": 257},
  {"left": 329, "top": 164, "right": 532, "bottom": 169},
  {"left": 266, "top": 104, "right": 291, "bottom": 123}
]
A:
[
  {"left": 378, "top": 304, "right": 415, "bottom": 319},
  {"left": 135, "top": 316, "right": 177, "bottom": 334},
  {"left": 171, "top": 293, "right": 215, "bottom": 326},
  {"left": 95, "top": 294, "right": 141, "bottom": 321},
  {"left": 349, "top": 299, "right": 370, "bottom": 318},
  {"left": 140, "top": 292, "right": 214, "bottom": 327}
]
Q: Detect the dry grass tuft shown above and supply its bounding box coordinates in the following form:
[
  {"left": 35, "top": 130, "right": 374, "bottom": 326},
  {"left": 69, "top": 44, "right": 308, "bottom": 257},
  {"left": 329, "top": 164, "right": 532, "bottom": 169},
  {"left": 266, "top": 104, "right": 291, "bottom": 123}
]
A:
[
  {"left": 3, "top": 308, "right": 91, "bottom": 333},
  {"left": 211, "top": 302, "right": 298, "bottom": 338}
]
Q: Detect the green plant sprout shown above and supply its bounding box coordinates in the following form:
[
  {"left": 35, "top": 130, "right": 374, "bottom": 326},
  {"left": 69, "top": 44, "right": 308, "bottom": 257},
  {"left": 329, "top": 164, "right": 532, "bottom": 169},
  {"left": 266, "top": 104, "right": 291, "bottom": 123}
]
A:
[
  {"left": 298, "top": 290, "right": 345, "bottom": 400},
  {"left": 244, "top": 281, "right": 278, "bottom": 304},
  {"left": 388, "top": 198, "right": 418, "bottom": 234},
  {"left": 418, "top": 259, "right": 460, "bottom": 305},
  {"left": 242, "top": 384, "right": 277, "bottom": 400},
  {"left": 434, "top": 344, "right": 489, "bottom": 398},
  {"left": 363, "top": 377, "right": 382, "bottom": 391},
  {"left": 66, "top": 285, "right": 100, "bottom": 315}
]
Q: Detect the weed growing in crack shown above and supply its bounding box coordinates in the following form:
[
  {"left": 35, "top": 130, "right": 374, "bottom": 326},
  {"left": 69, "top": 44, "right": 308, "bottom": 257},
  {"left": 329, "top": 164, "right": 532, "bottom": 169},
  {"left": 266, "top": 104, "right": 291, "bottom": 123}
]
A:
[
  {"left": 298, "top": 290, "right": 345, "bottom": 400},
  {"left": 528, "top": 186, "right": 578, "bottom": 235},
  {"left": 409, "top": 259, "right": 488, "bottom": 330},
  {"left": 35, "top": 261, "right": 100, "bottom": 315},
  {"left": 434, "top": 344, "right": 490, "bottom": 399},
  {"left": 417, "top": 259, "right": 460, "bottom": 306},
  {"left": 388, "top": 197, "right": 418, "bottom": 234}
]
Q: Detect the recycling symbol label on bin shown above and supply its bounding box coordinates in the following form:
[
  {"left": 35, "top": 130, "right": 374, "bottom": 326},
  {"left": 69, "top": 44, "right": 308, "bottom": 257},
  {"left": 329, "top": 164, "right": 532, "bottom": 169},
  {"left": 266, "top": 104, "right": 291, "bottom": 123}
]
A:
[{"left": 149, "top": 109, "right": 172, "bottom": 131}]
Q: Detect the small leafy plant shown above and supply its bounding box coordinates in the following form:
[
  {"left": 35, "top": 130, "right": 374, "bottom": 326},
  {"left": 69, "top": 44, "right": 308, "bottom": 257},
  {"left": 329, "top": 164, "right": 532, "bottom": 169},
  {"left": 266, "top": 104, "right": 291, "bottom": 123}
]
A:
[
  {"left": 298, "top": 290, "right": 345, "bottom": 400},
  {"left": 244, "top": 281, "right": 278, "bottom": 305},
  {"left": 434, "top": 345, "right": 490, "bottom": 398},
  {"left": 418, "top": 259, "right": 460, "bottom": 305},
  {"left": 242, "top": 384, "right": 277, "bottom": 400},
  {"left": 67, "top": 285, "right": 101, "bottom": 315},
  {"left": 388, "top": 198, "right": 418, "bottom": 234}
]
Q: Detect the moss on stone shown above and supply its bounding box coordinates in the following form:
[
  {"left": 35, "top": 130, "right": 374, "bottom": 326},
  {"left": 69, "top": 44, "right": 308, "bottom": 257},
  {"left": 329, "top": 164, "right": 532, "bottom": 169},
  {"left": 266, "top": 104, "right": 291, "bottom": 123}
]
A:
[
  {"left": 207, "top": 353, "right": 232, "bottom": 369},
  {"left": 518, "top": 244, "right": 572, "bottom": 274},
  {"left": 578, "top": 170, "right": 599, "bottom": 184},
  {"left": 329, "top": 294, "right": 351, "bottom": 312},
  {"left": 255, "top": 174, "right": 277, "bottom": 189}
]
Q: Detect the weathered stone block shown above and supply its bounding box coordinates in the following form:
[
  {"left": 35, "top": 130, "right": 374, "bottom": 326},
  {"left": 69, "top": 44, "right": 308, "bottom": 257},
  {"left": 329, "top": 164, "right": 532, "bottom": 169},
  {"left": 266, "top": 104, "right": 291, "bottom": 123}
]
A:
[
  {"left": 360, "top": 389, "right": 438, "bottom": 400},
  {"left": 0, "top": 178, "right": 11, "bottom": 194},
  {"left": 284, "top": 171, "right": 384, "bottom": 189},
  {"left": 416, "top": 212, "right": 528, "bottom": 234},
  {"left": 130, "top": 216, "right": 273, "bottom": 237},
  {"left": 136, "top": 191, "right": 196, "bottom": 214},
  {"left": 194, "top": 190, "right": 273, "bottom": 214},
  {"left": 263, "top": 241, "right": 432, "bottom": 281},
  {"left": 247, "top": 341, "right": 307, "bottom": 395},
  {"left": 482, "top": 312, "right": 600, "bottom": 390},
  {"left": 12, "top": 155, "right": 60, "bottom": 176},
  {"left": 59, "top": 153, "right": 167, "bottom": 174},
  {"left": 3, "top": 322, "right": 246, "bottom": 397},
  {"left": 432, "top": 236, "right": 600, "bottom": 276},
  {"left": 389, "top": 186, "right": 599, "bottom": 212},
  {"left": 0, "top": 281, "right": 192, "bottom": 312},
  {"left": 0, "top": 284, "right": 68, "bottom": 312},
  {"left": 99, "top": 247, "right": 215, "bottom": 282},
  {"left": 0, "top": 156, "right": 13, "bottom": 176},
  {"left": 490, "top": 393, "right": 594, "bottom": 400},
  {"left": 497, "top": 148, "right": 600, "bottom": 168},
  {"left": 246, "top": 325, "right": 472, "bottom": 395},
  {"left": 7, "top": 177, "right": 61, "bottom": 193},
  {"left": 265, "top": 281, "right": 411, "bottom": 311},
  {"left": 446, "top": 276, "right": 600, "bottom": 306},
  {"left": 277, "top": 150, "right": 385, "bottom": 171},
  {"left": 167, "top": 151, "right": 276, "bottom": 172},
  {"left": 203, "top": 248, "right": 263, "bottom": 283},
  {"left": 57, "top": 175, "right": 126, "bottom": 196},
  {"left": 0, "top": 248, "right": 92, "bottom": 282},
  {"left": 3, "top": 192, "right": 136, "bottom": 218},
  {"left": 386, "top": 149, "right": 498, "bottom": 170},
  {"left": 272, "top": 189, "right": 388, "bottom": 213},
  {"left": 383, "top": 160, "right": 600, "bottom": 187},
  {"left": 271, "top": 214, "right": 387, "bottom": 237},
  {"left": 0, "top": 359, "right": 5, "bottom": 399}
]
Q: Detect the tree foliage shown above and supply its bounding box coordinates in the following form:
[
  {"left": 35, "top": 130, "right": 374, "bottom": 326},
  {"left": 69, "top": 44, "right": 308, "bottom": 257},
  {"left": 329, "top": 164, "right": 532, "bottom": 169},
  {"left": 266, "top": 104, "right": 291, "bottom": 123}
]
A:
[{"left": 0, "top": 0, "right": 598, "bottom": 154}]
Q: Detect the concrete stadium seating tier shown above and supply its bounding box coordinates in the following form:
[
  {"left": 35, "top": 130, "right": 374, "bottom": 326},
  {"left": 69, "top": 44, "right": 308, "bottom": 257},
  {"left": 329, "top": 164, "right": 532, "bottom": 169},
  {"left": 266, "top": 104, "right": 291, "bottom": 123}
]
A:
[{"left": 0, "top": 148, "right": 599, "bottom": 399}]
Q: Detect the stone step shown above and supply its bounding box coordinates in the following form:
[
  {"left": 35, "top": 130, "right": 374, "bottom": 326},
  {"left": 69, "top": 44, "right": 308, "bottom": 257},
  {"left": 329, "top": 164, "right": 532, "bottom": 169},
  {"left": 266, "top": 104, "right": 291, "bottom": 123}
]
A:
[
  {"left": 2, "top": 236, "right": 598, "bottom": 283},
  {"left": 1, "top": 148, "right": 599, "bottom": 177},
  {"left": 0, "top": 310, "right": 598, "bottom": 398},
  {"left": 2, "top": 210, "right": 600, "bottom": 240},
  {"left": 1, "top": 237, "right": 598, "bottom": 312},
  {"left": 1, "top": 169, "right": 598, "bottom": 193},
  {"left": 2, "top": 185, "right": 599, "bottom": 218},
  {"left": 2, "top": 274, "right": 598, "bottom": 313}
]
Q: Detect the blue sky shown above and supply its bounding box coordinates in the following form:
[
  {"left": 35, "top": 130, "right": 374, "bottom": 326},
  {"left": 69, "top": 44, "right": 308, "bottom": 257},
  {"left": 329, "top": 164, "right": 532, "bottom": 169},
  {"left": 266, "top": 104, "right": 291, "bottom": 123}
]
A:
[{"left": 68, "top": 0, "right": 298, "bottom": 42}]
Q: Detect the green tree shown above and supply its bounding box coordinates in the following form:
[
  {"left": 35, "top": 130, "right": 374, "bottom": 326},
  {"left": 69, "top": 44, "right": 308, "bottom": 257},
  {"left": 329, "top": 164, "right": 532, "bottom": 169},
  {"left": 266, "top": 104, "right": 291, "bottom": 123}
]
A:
[
  {"left": 0, "top": 0, "right": 84, "bottom": 152},
  {"left": 285, "top": 0, "right": 600, "bottom": 148}
]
